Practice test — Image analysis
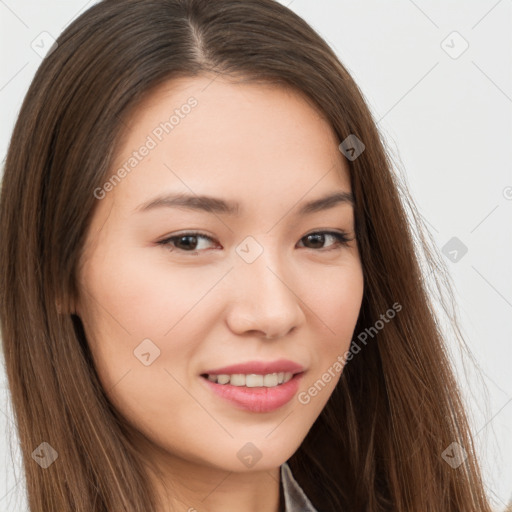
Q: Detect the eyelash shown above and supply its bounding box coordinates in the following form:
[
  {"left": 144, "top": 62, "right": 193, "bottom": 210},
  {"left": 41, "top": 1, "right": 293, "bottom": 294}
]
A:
[{"left": 157, "top": 230, "right": 353, "bottom": 255}]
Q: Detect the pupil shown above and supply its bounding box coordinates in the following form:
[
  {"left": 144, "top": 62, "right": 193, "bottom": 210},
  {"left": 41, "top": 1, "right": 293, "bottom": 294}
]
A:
[
  {"left": 178, "top": 235, "right": 197, "bottom": 250},
  {"left": 307, "top": 234, "right": 324, "bottom": 248}
]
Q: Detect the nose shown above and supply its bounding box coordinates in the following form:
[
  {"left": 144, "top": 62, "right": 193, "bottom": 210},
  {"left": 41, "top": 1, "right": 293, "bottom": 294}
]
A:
[{"left": 225, "top": 248, "right": 306, "bottom": 339}]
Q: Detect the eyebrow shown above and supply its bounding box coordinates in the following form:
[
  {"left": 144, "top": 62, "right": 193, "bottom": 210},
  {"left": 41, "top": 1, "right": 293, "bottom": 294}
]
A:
[{"left": 135, "top": 190, "right": 354, "bottom": 216}]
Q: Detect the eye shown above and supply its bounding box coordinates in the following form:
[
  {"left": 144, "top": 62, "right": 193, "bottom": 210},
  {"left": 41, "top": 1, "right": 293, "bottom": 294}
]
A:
[
  {"left": 157, "top": 230, "right": 353, "bottom": 254},
  {"left": 157, "top": 231, "right": 216, "bottom": 254},
  {"left": 298, "top": 231, "right": 353, "bottom": 251}
]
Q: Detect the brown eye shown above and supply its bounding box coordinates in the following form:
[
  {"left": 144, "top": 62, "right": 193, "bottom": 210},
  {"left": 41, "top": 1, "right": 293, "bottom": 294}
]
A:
[
  {"left": 298, "top": 231, "right": 352, "bottom": 251},
  {"left": 158, "top": 232, "right": 216, "bottom": 253}
]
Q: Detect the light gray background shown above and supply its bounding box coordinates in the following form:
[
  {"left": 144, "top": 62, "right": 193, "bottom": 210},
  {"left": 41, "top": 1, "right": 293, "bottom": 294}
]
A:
[{"left": 1, "top": 0, "right": 511, "bottom": 510}]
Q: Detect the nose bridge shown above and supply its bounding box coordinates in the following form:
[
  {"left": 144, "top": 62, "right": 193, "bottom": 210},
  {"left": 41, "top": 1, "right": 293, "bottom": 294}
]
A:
[
  {"left": 241, "top": 251, "right": 290, "bottom": 302},
  {"left": 237, "top": 233, "right": 292, "bottom": 296},
  {"left": 227, "top": 236, "right": 305, "bottom": 337}
]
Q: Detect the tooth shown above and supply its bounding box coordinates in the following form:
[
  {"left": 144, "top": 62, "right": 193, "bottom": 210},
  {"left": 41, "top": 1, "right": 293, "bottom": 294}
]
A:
[
  {"left": 263, "top": 373, "right": 279, "bottom": 387},
  {"left": 207, "top": 371, "right": 294, "bottom": 387},
  {"left": 230, "top": 374, "right": 246, "bottom": 386},
  {"left": 246, "top": 374, "right": 264, "bottom": 387},
  {"left": 283, "top": 372, "right": 293, "bottom": 383},
  {"left": 217, "top": 374, "right": 230, "bottom": 384}
]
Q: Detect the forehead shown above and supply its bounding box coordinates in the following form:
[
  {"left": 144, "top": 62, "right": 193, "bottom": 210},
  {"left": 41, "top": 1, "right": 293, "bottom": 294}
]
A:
[{"left": 102, "top": 74, "right": 351, "bottom": 215}]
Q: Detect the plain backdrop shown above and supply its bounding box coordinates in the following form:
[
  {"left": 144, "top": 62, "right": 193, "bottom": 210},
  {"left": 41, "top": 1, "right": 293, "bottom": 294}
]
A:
[{"left": 0, "top": 1, "right": 511, "bottom": 510}]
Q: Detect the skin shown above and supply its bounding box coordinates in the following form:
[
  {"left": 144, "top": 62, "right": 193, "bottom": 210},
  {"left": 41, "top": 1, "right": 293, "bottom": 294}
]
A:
[{"left": 75, "top": 74, "right": 364, "bottom": 512}]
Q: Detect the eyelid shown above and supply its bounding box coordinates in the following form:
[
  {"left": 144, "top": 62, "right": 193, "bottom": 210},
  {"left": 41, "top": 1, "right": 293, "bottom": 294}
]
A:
[{"left": 156, "top": 230, "right": 216, "bottom": 245}]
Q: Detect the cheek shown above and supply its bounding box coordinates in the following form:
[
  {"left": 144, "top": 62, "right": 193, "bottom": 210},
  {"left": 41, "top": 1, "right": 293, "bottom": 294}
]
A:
[
  {"left": 77, "top": 248, "right": 231, "bottom": 414},
  {"left": 298, "top": 260, "right": 364, "bottom": 399},
  {"left": 81, "top": 245, "right": 227, "bottom": 340},
  {"left": 306, "top": 259, "right": 364, "bottom": 345}
]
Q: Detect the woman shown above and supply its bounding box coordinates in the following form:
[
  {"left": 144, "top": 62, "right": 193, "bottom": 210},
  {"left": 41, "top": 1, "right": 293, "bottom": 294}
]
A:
[{"left": 0, "top": 0, "right": 493, "bottom": 510}]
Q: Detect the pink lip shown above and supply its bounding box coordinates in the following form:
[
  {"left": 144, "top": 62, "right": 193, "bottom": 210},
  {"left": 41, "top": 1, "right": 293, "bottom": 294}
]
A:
[
  {"left": 202, "top": 359, "right": 304, "bottom": 375},
  {"left": 200, "top": 372, "right": 304, "bottom": 413}
]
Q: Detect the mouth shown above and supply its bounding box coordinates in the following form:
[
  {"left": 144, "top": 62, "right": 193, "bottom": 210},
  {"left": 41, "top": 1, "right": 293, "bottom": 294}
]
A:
[{"left": 199, "top": 362, "right": 305, "bottom": 413}]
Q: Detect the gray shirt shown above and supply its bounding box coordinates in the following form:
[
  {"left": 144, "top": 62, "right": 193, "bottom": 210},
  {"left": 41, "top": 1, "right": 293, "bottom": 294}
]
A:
[{"left": 280, "top": 462, "right": 318, "bottom": 512}]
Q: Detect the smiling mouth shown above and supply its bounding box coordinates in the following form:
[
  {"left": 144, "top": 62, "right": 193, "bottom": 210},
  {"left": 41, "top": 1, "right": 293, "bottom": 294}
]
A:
[
  {"left": 200, "top": 372, "right": 299, "bottom": 387},
  {"left": 199, "top": 370, "right": 305, "bottom": 413}
]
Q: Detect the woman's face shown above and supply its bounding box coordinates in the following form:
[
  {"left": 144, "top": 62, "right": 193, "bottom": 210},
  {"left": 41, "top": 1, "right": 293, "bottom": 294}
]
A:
[{"left": 76, "top": 75, "right": 364, "bottom": 476}]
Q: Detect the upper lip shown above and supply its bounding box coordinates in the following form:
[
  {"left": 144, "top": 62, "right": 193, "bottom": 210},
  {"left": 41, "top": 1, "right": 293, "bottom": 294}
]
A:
[{"left": 202, "top": 359, "right": 305, "bottom": 375}]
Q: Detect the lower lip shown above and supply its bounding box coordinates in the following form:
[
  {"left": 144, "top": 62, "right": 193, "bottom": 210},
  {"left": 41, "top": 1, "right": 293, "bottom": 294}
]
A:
[{"left": 200, "top": 373, "right": 304, "bottom": 413}]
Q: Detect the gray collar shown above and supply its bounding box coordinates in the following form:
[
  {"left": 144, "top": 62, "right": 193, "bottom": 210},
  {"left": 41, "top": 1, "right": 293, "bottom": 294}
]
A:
[{"left": 280, "top": 462, "right": 318, "bottom": 512}]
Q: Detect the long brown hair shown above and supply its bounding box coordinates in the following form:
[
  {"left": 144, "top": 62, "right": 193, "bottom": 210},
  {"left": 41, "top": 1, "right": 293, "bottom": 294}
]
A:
[{"left": 0, "top": 0, "right": 493, "bottom": 510}]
